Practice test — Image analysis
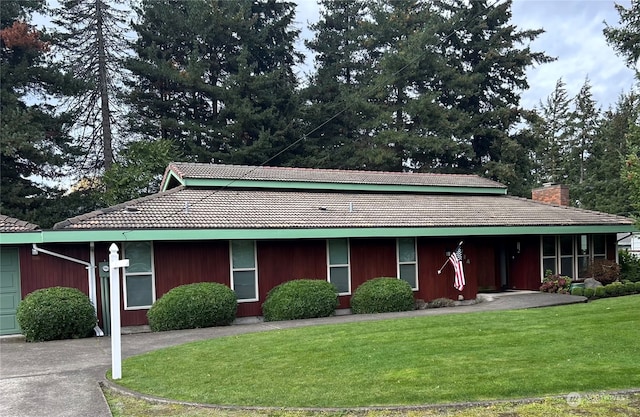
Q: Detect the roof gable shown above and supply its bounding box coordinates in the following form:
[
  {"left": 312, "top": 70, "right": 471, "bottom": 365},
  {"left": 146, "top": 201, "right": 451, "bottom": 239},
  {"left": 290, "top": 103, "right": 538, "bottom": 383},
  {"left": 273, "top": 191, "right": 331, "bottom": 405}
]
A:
[{"left": 161, "top": 163, "right": 507, "bottom": 195}]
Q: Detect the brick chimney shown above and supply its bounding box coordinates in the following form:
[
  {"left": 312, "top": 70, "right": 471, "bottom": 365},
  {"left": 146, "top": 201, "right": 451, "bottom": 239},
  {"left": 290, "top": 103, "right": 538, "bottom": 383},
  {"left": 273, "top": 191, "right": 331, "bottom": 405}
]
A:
[{"left": 532, "top": 183, "right": 569, "bottom": 206}]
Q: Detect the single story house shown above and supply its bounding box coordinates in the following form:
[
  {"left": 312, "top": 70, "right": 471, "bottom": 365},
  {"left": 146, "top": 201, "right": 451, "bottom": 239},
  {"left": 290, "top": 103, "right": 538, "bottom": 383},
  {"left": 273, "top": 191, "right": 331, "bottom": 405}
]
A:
[{"left": 0, "top": 163, "right": 636, "bottom": 335}]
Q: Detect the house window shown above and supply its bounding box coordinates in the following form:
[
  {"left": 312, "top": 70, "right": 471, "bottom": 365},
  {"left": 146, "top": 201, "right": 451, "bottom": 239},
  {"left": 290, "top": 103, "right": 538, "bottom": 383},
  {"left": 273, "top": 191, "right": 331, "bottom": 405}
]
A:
[
  {"left": 230, "top": 240, "right": 258, "bottom": 302},
  {"left": 327, "top": 239, "right": 350, "bottom": 295},
  {"left": 397, "top": 238, "right": 418, "bottom": 290},
  {"left": 123, "top": 241, "right": 155, "bottom": 310},
  {"left": 541, "top": 235, "right": 608, "bottom": 280}
]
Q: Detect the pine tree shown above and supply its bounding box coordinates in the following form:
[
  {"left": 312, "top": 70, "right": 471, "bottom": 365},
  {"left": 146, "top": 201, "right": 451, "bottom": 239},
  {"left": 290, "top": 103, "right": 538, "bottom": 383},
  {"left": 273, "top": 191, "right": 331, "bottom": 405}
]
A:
[
  {"left": 126, "top": 0, "right": 302, "bottom": 165},
  {"left": 531, "top": 78, "right": 573, "bottom": 184},
  {"left": 604, "top": 0, "right": 640, "bottom": 72},
  {"left": 569, "top": 78, "right": 600, "bottom": 187},
  {"left": 52, "top": 0, "right": 130, "bottom": 172},
  {"left": 297, "top": 0, "right": 376, "bottom": 169},
  {"left": 0, "top": 0, "right": 80, "bottom": 226}
]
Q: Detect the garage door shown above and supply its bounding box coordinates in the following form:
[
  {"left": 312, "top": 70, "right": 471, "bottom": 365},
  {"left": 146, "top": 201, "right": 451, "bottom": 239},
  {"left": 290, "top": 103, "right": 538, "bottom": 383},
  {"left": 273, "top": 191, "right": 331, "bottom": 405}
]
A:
[{"left": 0, "top": 247, "right": 22, "bottom": 335}]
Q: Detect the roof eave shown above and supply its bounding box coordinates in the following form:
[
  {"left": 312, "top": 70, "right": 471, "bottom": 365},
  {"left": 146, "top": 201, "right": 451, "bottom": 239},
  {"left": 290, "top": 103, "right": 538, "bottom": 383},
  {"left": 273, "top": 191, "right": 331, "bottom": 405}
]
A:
[{"left": 3, "top": 223, "right": 635, "bottom": 244}]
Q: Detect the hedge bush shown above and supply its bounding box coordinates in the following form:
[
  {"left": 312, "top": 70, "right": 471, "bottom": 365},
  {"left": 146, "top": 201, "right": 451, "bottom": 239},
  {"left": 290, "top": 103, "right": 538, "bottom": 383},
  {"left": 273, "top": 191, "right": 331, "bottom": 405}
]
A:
[
  {"left": 350, "top": 278, "right": 415, "bottom": 314},
  {"left": 619, "top": 251, "right": 640, "bottom": 282},
  {"left": 16, "top": 287, "right": 97, "bottom": 342},
  {"left": 583, "top": 287, "right": 595, "bottom": 298},
  {"left": 262, "top": 279, "right": 339, "bottom": 322},
  {"left": 570, "top": 287, "right": 584, "bottom": 296},
  {"left": 147, "top": 283, "right": 237, "bottom": 332}
]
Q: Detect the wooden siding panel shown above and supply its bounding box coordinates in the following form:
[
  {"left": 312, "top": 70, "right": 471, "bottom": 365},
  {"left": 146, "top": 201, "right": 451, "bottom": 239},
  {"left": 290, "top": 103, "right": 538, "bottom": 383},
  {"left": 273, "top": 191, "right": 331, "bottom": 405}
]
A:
[
  {"left": 350, "top": 238, "right": 397, "bottom": 288},
  {"left": 19, "top": 244, "right": 91, "bottom": 297},
  {"left": 509, "top": 236, "right": 541, "bottom": 290},
  {"left": 415, "top": 239, "right": 479, "bottom": 302}
]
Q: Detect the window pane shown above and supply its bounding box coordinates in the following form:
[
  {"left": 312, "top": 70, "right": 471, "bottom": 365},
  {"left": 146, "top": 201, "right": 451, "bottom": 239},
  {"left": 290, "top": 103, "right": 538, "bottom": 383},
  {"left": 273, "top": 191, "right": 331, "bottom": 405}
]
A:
[
  {"left": 328, "top": 239, "right": 348, "bottom": 265},
  {"left": 593, "top": 235, "right": 606, "bottom": 255},
  {"left": 125, "top": 242, "right": 152, "bottom": 273},
  {"left": 399, "top": 264, "right": 417, "bottom": 289},
  {"left": 233, "top": 270, "right": 256, "bottom": 300},
  {"left": 578, "top": 256, "right": 590, "bottom": 278},
  {"left": 560, "top": 236, "right": 573, "bottom": 256},
  {"left": 543, "top": 258, "right": 556, "bottom": 276},
  {"left": 560, "top": 257, "right": 573, "bottom": 278},
  {"left": 126, "top": 275, "right": 153, "bottom": 307},
  {"left": 543, "top": 236, "right": 556, "bottom": 257},
  {"left": 232, "top": 241, "right": 255, "bottom": 269},
  {"left": 398, "top": 238, "right": 416, "bottom": 262},
  {"left": 329, "top": 266, "right": 349, "bottom": 293},
  {"left": 579, "top": 235, "right": 589, "bottom": 256}
]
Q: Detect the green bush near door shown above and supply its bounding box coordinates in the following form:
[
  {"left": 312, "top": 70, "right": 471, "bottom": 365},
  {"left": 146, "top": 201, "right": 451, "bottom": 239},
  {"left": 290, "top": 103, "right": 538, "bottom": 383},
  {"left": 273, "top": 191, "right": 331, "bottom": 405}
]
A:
[{"left": 16, "top": 286, "right": 97, "bottom": 342}]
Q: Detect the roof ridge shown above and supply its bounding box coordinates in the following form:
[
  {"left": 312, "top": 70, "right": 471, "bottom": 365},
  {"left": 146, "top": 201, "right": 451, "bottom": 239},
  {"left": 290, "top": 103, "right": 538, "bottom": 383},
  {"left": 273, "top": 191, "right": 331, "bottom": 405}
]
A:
[
  {"left": 53, "top": 186, "right": 186, "bottom": 229},
  {"left": 170, "top": 162, "right": 489, "bottom": 179}
]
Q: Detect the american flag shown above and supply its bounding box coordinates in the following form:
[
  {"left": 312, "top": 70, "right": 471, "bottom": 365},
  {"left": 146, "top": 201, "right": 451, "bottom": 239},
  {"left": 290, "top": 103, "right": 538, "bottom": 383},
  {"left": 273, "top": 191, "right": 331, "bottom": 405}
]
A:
[{"left": 449, "top": 244, "right": 466, "bottom": 291}]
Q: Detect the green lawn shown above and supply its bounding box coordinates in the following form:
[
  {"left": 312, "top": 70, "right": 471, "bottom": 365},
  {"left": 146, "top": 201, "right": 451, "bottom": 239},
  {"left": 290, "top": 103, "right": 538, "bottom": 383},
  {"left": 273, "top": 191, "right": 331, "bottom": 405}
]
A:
[{"left": 114, "top": 295, "right": 640, "bottom": 408}]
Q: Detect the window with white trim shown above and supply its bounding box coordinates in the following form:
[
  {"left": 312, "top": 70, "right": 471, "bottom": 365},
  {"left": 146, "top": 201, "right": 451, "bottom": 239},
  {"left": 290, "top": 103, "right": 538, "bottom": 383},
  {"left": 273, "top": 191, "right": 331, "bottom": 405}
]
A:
[
  {"left": 327, "top": 239, "right": 350, "bottom": 295},
  {"left": 541, "top": 235, "right": 608, "bottom": 280},
  {"left": 397, "top": 238, "right": 418, "bottom": 290},
  {"left": 230, "top": 240, "right": 258, "bottom": 302},
  {"left": 123, "top": 241, "right": 155, "bottom": 310}
]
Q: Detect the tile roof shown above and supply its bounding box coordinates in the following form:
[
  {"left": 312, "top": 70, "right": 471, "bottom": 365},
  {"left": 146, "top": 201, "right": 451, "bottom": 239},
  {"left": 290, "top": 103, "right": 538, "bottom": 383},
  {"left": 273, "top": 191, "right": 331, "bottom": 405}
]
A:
[
  {"left": 164, "top": 162, "right": 506, "bottom": 189},
  {"left": 0, "top": 215, "right": 40, "bottom": 232},
  {"left": 54, "top": 187, "right": 634, "bottom": 230}
]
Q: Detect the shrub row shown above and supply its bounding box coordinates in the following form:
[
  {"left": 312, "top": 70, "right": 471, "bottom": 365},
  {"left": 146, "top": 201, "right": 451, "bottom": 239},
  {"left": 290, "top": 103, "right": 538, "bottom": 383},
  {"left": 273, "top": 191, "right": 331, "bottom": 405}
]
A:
[
  {"left": 18, "top": 277, "right": 418, "bottom": 339},
  {"left": 571, "top": 281, "right": 640, "bottom": 299}
]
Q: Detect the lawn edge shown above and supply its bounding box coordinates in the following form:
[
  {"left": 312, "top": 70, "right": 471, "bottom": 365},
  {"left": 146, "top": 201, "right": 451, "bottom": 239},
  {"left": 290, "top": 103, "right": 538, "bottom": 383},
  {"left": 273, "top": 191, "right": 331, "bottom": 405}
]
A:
[{"left": 100, "top": 379, "right": 640, "bottom": 413}]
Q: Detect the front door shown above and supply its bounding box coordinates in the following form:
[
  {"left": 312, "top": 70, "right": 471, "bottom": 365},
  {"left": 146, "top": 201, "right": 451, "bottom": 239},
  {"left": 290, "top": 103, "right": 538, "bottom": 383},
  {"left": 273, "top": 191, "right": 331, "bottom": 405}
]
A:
[{"left": 0, "top": 247, "right": 22, "bottom": 335}]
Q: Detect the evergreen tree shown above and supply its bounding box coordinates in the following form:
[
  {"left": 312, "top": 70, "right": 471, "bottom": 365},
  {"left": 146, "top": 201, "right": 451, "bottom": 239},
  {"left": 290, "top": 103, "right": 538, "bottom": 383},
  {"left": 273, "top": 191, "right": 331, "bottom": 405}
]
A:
[
  {"left": 531, "top": 78, "right": 573, "bottom": 184},
  {"left": 297, "top": 0, "right": 377, "bottom": 169},
  {"left": 430, "top": 0, "right": 552, "bottom": 191},
  {"left": 52, "top": 0, "right": 130, "bottom": 172},
  {"left": 604, "top": 0, "right": 640, "bottom": 72},
  {"left": 125, "top": 0, "right": 302, "bottom": 165},
  {"left": 569, "top": 78, "right": 600, "bottom": 187},
  {"left": 0, "top": 0, "right": 80, "bottom": 226},
  {"left": 580, "top": 93, "right": 637, "bottom": 216}
]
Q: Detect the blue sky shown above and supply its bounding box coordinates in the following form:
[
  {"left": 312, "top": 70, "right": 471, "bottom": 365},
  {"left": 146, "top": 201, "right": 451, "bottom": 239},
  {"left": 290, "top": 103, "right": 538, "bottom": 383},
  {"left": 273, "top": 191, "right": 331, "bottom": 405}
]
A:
[{"left": 294, "top": 0, "right": 636, "bottom": 112}]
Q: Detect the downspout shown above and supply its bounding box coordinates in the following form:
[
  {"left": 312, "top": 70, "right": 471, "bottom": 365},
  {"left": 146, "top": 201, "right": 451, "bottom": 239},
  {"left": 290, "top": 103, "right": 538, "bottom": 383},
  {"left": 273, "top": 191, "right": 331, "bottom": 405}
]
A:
[{"left": 31, "top": 243, "right": 104, "bottom": 336}]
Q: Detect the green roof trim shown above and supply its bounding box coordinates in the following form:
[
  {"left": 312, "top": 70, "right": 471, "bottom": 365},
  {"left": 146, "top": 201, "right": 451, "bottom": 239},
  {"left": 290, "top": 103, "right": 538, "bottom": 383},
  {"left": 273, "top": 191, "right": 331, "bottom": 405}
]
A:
[
  {"left": 163, "top": 177, "right": 507, "bottom": 195},
  {"left": 2, "top": 224, "right": 635, "bottom": 244}
]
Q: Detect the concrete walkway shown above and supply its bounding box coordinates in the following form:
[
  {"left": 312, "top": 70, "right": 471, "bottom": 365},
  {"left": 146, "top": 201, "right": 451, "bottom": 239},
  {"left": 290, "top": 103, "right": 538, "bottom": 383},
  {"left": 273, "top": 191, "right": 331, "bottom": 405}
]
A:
[{"left": 0, "top": 292, "right": 586, "bottom": 417}]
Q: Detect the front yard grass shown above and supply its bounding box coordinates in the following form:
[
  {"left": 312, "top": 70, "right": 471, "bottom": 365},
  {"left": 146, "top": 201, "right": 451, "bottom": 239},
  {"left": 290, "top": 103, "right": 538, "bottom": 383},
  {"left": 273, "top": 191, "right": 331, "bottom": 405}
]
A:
[{"left": 113, "top": 295, "right": 640, "bottom": 408}]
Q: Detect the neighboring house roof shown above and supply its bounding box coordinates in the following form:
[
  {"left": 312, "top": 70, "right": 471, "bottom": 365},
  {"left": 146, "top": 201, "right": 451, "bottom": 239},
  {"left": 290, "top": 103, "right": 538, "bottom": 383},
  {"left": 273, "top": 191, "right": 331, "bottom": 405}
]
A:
[
  {"left": 161, "top": 162, "right": 507, "bottom": 194},
  {"left": 0, "top": 215, "right": 39, "bottom": 232}
]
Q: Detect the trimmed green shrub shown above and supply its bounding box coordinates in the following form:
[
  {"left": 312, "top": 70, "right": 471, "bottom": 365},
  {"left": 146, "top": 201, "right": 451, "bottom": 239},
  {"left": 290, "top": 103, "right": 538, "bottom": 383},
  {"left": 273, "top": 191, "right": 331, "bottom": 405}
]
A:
[
  {"left": 148, "top": 283, "right": 237, "bottom": 332},
  {"left": 604, "top": 282, "right": 624, "bottom": 297},
  {"left": 594, "top": 286, "right": 607, "bottom": 298},
  {"left": 350, "top": 278, "right": 415, "bottom": 314},
  {"left": 570, "top": 287, "right": 584, "bottom": 296},
  {"left": 262, "top": 279, "right": 339, "bottom": 322},
  {"left": 623, "top": 282, "right": 637, "bottom": 295},
  {"left": 635, "top": 282, "right": 640, "bottom": 293},
  {"left": 583, "top": 287, "right": 595, "bottom": 298},
  {"left": 16, "top": 286, "right": 97, "bottom": 342}
]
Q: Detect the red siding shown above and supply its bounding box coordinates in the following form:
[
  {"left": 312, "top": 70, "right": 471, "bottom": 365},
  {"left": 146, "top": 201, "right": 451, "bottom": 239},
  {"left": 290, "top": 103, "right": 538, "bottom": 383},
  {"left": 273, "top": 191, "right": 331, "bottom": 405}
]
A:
[
  {"left": 350, "top": 238, "right": 397, "bottom": 285},
  {"left": 237, "top": 240, "right": 327, "bottom": 317},
  {"left": 509, "top": 236, "right": 542, "bottom": 290},
  {"left": 19, "top": 244, "right": 91, "bottom": 297},
  {"left": 415, "top": 239, "right": 479, "bottom": 302}
]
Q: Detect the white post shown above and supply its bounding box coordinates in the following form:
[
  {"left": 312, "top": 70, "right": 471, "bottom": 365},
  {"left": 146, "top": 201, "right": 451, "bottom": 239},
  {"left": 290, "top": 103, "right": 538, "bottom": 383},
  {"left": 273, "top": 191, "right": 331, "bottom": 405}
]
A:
[{"left": 109, "top": 243, "right": 129, "bottom": 380}]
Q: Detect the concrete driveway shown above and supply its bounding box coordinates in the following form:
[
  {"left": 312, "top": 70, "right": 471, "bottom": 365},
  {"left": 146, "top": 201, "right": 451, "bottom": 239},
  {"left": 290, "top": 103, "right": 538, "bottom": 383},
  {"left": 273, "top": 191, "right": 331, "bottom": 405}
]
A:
[{"left": 0, "top": 292, "right": 586, "bottom": 417}]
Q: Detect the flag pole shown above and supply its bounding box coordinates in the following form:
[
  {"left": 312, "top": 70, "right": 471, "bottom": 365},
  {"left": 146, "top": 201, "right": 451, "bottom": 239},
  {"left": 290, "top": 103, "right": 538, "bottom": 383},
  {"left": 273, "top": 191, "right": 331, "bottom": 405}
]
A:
[{"left": 437, "top": 241, "right": 464, "bottom": 275}]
